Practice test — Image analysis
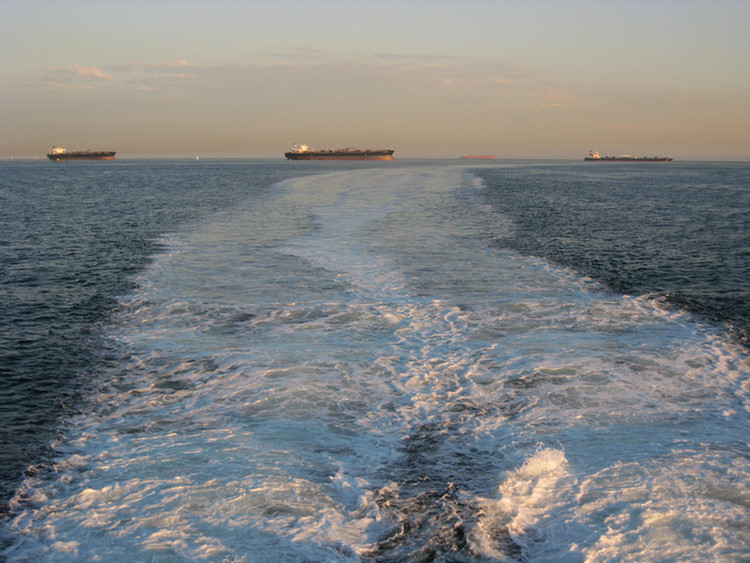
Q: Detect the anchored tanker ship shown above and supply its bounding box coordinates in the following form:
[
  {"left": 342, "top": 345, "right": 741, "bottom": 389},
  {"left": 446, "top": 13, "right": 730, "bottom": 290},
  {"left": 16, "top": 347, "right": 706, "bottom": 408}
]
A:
[
  {"left": 585, "top": 149, "right": 672, "bottom": 162},
  {"left": 285, "top": 143, "right": 394, "bottom": 161},
  {"left": 47, "top": 146, "right": 116, "bottom": 161}
]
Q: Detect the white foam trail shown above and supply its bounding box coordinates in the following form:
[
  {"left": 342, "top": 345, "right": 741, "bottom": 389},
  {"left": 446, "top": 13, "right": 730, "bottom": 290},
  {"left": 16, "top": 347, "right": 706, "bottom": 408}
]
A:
[{"left": 3, "top": 164, "right": 749, "bottom": 562}]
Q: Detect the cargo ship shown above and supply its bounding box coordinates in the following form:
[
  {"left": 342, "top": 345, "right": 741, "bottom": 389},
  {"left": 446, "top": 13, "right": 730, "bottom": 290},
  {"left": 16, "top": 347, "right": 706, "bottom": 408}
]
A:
[
  {"left": 460, "top": 155, "right": 495, "bottom": 160},
  {"left": 285, "top": 143, "right": 394, "bottom": 161},
  {"left": 47, "top": 146, "right": 116, "bottom": 161},
  {"left": 585, "top": 150, "right": 672, "bottom": 162}
]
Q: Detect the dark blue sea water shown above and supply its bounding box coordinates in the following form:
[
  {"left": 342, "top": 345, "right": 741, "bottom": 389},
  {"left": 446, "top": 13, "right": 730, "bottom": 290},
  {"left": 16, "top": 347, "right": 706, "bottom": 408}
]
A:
[
  {"left": 0, "top": 160, "right": 311, "bottom": 500},
  {"left": 1, "top": 159, "right": 748, "bottom": 562},
  {"left": 473, "top": 163, "right": 750, "bottom": 347}
]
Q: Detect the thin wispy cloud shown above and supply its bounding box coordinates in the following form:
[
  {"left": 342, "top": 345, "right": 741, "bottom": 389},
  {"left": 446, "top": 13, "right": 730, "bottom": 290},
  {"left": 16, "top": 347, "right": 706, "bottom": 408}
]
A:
[
  {"left": 20, "top": 53, "right": 544, "bottom": 97},
  {"left": 33, "top": 64, "right": 114, "bottom": 90}
]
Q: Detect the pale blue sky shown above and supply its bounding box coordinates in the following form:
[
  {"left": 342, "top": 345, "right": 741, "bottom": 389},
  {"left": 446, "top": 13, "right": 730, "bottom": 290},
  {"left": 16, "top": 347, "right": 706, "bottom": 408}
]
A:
[{"left": 2, "top": 0, "right": 749, "bottom": 159}]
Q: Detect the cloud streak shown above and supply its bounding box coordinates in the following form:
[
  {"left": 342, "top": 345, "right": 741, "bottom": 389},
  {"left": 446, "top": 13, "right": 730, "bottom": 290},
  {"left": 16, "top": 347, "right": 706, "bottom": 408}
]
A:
[
  {"left": 33, "top": 64, "right": 114, "bottom": 90},
  {"left": 19, "top": 53, "right": 548, "bottom": 104}
]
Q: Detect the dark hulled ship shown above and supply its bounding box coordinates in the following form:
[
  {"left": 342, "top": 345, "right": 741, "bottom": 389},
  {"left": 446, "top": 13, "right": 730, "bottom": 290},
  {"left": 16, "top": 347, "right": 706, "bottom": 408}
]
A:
[
  {"left": 47, "top": 146, "right": 116, "bottom": 161},
  {"left": 585, "top": 150, "right": 672, "bottom": 162},
  {"left": 285, "top": 143, "right": 394, "bottom": 161}
]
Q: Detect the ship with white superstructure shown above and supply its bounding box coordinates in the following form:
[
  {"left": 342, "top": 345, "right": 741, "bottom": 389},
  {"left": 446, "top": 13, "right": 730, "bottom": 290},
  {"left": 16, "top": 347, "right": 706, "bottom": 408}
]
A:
[
  {"left": 47, "top": 146, "right": 116, "bottom": 161},
  {"left": 585, "top": 149, "right": 672, "bottom": 162},
  {"left": 285, "top": 143, "right": 394, "bottom": 160}
]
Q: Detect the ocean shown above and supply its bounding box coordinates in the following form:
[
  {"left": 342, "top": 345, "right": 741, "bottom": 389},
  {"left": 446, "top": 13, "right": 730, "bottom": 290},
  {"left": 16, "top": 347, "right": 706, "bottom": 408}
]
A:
[{"left": 0, "top": 159, "right": 748, "bottom": 562}]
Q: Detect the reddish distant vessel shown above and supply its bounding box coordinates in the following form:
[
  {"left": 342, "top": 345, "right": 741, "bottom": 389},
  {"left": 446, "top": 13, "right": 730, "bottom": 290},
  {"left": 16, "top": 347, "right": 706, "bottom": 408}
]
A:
[
  {"left": 460, "top": 155, "right": 495, "bottom": 160},
  {"left": 585, "top": 149, "right": 672, "bottom": 162},
  {"left": 285, "top": 143, "right": 394, "bottom": 161},
  {"left": 47, "top": 146, "right": 116, "bottom": 161}
]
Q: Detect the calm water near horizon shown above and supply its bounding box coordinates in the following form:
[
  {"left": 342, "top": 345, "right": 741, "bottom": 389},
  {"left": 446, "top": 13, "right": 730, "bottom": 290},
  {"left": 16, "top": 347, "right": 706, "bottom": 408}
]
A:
[{"left": 1, "top": 158, "right": 748, "bottom": 562}]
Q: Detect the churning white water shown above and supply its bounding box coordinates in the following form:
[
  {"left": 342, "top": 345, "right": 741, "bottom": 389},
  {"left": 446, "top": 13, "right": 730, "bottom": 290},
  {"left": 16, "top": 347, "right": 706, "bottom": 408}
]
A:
[{"left": 3, "top": 165, "right": 749, "bottom": 562}]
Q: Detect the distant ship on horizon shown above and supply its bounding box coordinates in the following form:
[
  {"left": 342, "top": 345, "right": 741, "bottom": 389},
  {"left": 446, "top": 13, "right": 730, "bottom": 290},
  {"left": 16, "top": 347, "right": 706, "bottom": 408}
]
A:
[
  {"left": 47, "top": 146, "right": 116, "bottom": 161},
  {"left": 460, "top": 154, "right": 495, "bottom": 160},
  {"left": 284, "top": 143, "right": 394, "bottom": 161},
  {"left": 585, "top": 149, "right": 672, "bottom": 162}
]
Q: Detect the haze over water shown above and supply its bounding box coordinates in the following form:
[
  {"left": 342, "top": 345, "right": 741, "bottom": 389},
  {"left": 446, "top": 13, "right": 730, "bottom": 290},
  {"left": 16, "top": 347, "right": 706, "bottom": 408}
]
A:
[
  {"left": 1, "top": 159, "right": 748, "bottom": 562},
  {"left": 2, "top": 2, "right": 750, "bottom": 160}
]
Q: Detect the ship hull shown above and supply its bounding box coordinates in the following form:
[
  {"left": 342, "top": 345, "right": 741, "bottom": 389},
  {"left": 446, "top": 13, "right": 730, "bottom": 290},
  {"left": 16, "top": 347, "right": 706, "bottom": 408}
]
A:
[
  {"left": 285, "top": 149, "right": 394, "bottom": 161},
  {"left": 47, "top": 151, "right": 116, "bottom": 161},
  {"left": 584, "top": 156, "right": 672, "bottom": 162}
]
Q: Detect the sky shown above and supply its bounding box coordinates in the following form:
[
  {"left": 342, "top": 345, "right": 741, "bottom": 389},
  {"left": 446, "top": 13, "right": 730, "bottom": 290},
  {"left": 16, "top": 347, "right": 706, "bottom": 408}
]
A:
[{"left": 2, "top": 0, "right": 749, "bottom": 160}]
